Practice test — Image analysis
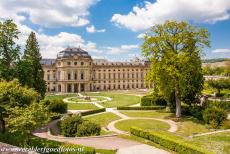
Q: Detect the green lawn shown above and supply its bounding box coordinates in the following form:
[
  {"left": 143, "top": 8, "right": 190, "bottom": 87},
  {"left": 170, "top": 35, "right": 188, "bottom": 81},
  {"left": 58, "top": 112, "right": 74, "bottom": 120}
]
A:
[
  {"left": 176, "top": 117, "right": 212, "bottom": 136},
  {"left": 119, "top": 110, "right": 173, "bottom": 119},
  {"left": 83, "top": 112, "right": 121, "bottom": 127},
  {"left": 45, "top": 94, "right": 77, "bottom": 100},
  {"left": 191, "top": 132, "right": 230, "bottom": 154},
  {"left": 115, "top": 119, "right": 170, "bottom": 132},
  {"left": 84, "top": 92, "right": 141, "bottom": 107},
  {"left": 67, "top": 103, "right": 99, "bottom": 110}
]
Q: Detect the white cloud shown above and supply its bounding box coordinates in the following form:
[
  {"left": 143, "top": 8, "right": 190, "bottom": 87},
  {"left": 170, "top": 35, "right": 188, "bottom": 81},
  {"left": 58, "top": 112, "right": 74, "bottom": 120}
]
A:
[
  {"left": 111, "top": 0, "right": 230, "bottom": 31},
  {"left": 0, "top": 0, "right": 99, "bottom": 27},
  {"left": 86, "top": 25, "right": 106, "bottom": 33},
  {"left": 105, "top": 44, "right": 139, "bottom": 54},
  {"left": 212, "top": 48, "right": 230, "bottom": 53},
  {"left": 15, "top": 23, "right": 101, "bottom": 58}
]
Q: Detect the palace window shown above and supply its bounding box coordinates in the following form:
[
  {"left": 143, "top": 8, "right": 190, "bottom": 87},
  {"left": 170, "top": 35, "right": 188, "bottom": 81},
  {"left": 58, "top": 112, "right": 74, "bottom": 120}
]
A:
[
  {"left": 74, "top": 62, "right": 77, "bottom": 65},
  {"left": 81, "top": 72, "right": 84, "bottom": 80},
  {"left": 81, "top": 62, "right": 84, "bottom": 66},
  {"left": 67, "top": 62, "right": 71, "bottom": 65},
  {"left": 47, "top": 74, "right": 50, "bottom": 80},
  {"left": 68, "top": 73, "right": 71, "bottom": 80},
  {"left": 74, "top": 73, "right": 77, "bottom": 80}
]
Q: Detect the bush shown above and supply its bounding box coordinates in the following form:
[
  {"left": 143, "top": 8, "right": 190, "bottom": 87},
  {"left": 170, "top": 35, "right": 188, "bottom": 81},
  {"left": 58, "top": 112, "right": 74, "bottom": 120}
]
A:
[
  {"left": 60, "top": 115, "right": 83, "bottom": 137},
  {"left": 0, "top": 132, "right": 95, "bottom": 154},
  {"left": 181, "top": 105, "right": 205, "bottom": 120},
  {"left": 208, "top": 100, "right": 230, "bottom": 110},
  {"left": 81, "top": 108, "right": 106, "bottom": 116},
  {"left": 76, "top": 121, "right": 101, "bottom": 137},
  {"left": 117, "top": 106, "right": 166, "bottom": 110},
  {"left": 203, "top": 107, "right": 227, "bottom": 128},
  {"left": 141, "top": 95, "right": 167, "bottom": 106},
  {"left": 130, "top": 127, "right": 213, "bottom": 154},
  {"left": 60, "top": 115, "right": 101, "bottom": 137},
  {"left": 43, "top": 99, "right": 67, "bottom": 114}
]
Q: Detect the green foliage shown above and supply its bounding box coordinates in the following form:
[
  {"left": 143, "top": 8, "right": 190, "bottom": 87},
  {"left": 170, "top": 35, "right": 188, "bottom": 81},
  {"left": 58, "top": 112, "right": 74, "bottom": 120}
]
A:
[
  {"left": 60, "top": 115, "right": 83, "bottom": 137},
  {"left": 202, "top": 66, "right": 226, "bottom": 76},
  {"left": 0, "top": 79, "right": 40, "bottom": 107},
  {"left": 45, "top": 99, "right": 67, "bottom": 114},
  {"left": 0, "top": 19, "right": 20, "bottom": 81},
  {"left": 60, "top": 115, "right": 101, "bottom": 137},
  {"left": 117, "top": 106, "right": 165, "bottom": 110},
  {"left": 142, "top": 20, "right": 209, "bottom": 117},
  {"left": 181, "top": 105, "right": 205, "bottom": 120},
  {"left": 81, "top": 108, "right": 106, "bottom": 116},
  {"left": 76, "top": 121, "right": 101, "bottom": 137},
  {"left": 7, "top": 102, "right": 49, "bottom": 135},
  {"left": 130, "top": 127, "right": 213, "bottom": 154},
  {"left": 202, "top": 107, "right": 227, "bottom": 128},
  {"left": 207, "top": 78, "right": 230, "bottom": 94},
  {"left": 141, "top": 95, "right": 167, "bottom": 106},
  {"left": 208, "top": 100, "right": 230, "bottom": 110},
  {"left": 22, "top": 32, "right": 46, "bottom": 98},
  {"left": 0, "top": 132, "right": 96, "bottom": 154}
]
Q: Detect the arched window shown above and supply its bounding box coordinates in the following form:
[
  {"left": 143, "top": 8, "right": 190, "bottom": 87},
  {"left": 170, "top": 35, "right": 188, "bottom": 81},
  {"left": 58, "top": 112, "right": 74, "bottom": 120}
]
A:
[{"left": 81, "top": 72, "right": 84, "bottom": 80}]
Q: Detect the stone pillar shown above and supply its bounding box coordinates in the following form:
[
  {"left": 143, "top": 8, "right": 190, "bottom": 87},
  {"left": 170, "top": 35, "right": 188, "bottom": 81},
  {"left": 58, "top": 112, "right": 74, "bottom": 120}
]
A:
[
  {"left": 71, "top": 84, "right": 74, "bottom": 93},
  {"left": 78, "top": 83, "right": 81, "bottom": 92}
]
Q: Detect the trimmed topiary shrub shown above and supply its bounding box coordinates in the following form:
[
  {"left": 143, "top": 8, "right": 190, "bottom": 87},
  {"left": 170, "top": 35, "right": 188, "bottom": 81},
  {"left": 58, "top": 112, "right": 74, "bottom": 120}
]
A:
[
  {"left": 202, "top": 107, "right": 227, "bottom": 128},
  {"left": 181, "top": 105, "right": 205, "bottom": 120},
  {"left": 117, "top": 106, "right": 165, "bottom": 110},
  {"left": 141, "top": 95, "right": 167, "bottom": 106},
  {"left": 130, "top": 127, "right": 213, "bottom": 154},
  {"left": 81, "top": 108, "right": 106, "bottom": 116}
]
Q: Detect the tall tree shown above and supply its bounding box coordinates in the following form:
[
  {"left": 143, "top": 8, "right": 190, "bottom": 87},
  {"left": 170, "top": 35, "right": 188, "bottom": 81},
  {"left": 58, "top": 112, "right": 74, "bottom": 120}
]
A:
[
  {"left": 142, "top": 21, "right": 210, "bottom": 118},
  {"left": 22, "top": 32, "right": 46, "bottom": 98},
  {"left": 0, "top": 20, "right": 20, "bottom": 80}
]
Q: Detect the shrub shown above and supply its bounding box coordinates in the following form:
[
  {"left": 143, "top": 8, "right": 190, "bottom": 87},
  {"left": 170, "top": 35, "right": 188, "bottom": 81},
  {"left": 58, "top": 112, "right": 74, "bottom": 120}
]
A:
[
  {"left": 0, "top": 132, "right": 96, "bottom": 154},
  {"left": 76, "top": 121, "right": 101, "bottom": 137},
  {"left": 181, "top": 105, "right": 205, "bottom": 120},
  {"left": 141, "top": 95, "right": 167, "bottom": 106},
  {"left": 130, "top": 127, "right": 213, "bottom": 154},
  {"left": 43, "top": 99, "right": 67, "bottom": 114},
  {"left": 60, "top": 115, "right": 83, "bottom": 137},
  {"left": 81, "top": 108, "right": 106, "bottom": 116},
  {"left": 117, "top": 106, "right": 165, "bottom": 110},
  {"left": 60, "top": 115, "right": 101, "bottom": 137},
  {"left": 203, "top": 107, "right": 227, "bottom": 128},
  {"left": 208, "top": 100, "right": 230, "bottom": 110}
]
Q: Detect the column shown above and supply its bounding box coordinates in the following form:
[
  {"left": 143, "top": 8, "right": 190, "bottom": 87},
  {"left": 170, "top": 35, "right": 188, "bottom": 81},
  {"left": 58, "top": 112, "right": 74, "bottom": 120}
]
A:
[{"left": 78, "top": 83, "right": 81, "bottom": 92}]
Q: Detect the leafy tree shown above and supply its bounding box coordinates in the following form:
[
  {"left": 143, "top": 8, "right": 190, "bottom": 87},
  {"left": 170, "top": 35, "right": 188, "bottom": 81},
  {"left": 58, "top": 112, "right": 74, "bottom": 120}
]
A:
[
  {"left": 142, "top": 21, "right": 210, "bottom": 118},
  {"left": 0, "top": 79, "right": 40, "bottom": 107},
  {"left": 0, "top": 19, "right": 20, "bottom": 80},
  {"left": 7, "top": 102, "right": 49, "bottom": 142},
  {"left": 0, "top": 79, "right": 40, "bottom": 133},
  {"left": 207, "top": 78, "right": 230, "bottom": 94},
  {"left": 22, "top": 32, "right": 46, "bottom": 98}
]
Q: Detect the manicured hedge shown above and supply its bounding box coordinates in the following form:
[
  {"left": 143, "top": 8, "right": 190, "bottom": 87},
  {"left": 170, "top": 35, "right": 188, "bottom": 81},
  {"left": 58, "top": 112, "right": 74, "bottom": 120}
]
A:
[
  {"left": 117, "top": 106, "right": 166, "bottom": 110},
  {"left": 130, "top": 127, "right": 213, "bottom": 154},
  {"left": 81, "top": 108, "right": 106, "bottom": 116},
  {"left": 0, "top": 132, "right": 95, "bottom": 154},
  {"left": 141, "top": 95, "right": 167, "bottom": 106}
]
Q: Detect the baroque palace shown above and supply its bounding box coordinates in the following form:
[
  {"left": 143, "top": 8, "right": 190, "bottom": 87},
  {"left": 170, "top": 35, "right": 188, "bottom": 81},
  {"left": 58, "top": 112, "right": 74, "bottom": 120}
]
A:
[{"left": 41, "top": 47, "right": 151, "bottom": 93}]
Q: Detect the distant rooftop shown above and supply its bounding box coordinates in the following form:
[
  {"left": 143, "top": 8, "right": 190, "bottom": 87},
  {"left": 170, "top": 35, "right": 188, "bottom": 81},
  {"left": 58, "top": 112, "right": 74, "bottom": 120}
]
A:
[
  {"left": 40, "top": 59, "right": 56, "bottom": 66},
  {"left": 57, "top": 47, "right": 91, "bottom": 58}
]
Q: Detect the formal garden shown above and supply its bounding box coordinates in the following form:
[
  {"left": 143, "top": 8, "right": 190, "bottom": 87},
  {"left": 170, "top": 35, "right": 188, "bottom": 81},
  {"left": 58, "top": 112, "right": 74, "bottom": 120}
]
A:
[{"left": 0, "top": 19, "right": 230, "bottom": 154}]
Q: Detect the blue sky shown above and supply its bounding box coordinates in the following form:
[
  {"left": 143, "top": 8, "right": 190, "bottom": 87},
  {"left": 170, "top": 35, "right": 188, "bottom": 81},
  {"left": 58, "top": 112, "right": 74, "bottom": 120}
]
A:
[{"left": 0, "top": 0, "right": 230, "bottom": 60}]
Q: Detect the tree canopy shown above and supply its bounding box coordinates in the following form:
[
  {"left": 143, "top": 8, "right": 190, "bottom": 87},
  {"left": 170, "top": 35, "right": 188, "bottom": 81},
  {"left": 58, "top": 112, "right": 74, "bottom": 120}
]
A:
[
  {"left": 0, "top": 20, "right": 20, "bottom": 80},
  {"left": 142, "top": 20, "right": 210, "bottom": 118}
]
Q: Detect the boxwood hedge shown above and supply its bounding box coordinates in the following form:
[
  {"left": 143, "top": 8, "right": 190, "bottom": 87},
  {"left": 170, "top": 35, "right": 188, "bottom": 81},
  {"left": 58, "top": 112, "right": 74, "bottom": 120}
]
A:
[
  {"left": 81, "top": 108, "right": 106, "bottom": 116},
  {"left": 117, "top": 106, "right": 166, "bottom": 110},
  {"left": 130, "top": 127, "right": 213, "bottom": 154}
]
